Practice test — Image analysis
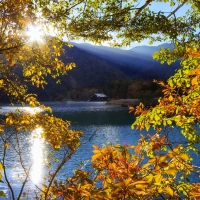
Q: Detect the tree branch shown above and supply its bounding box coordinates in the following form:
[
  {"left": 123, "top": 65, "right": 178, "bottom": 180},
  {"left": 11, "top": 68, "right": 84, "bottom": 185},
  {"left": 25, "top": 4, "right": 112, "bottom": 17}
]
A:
[
  {"left": 124, "top": 0, "right": 153, "bottom": 25},
  {"left": 0, "top": 45, "right": 22, "bottom": 53},
  {"left": 2, "top": 142, "right": 15, "bottom": 200},
  {"left": 167, "top": 1, "right": 187, "bottom": 18},
  {"left": 17, "top": 164, "right": 32, "bottom": 200},
  {"left": 44, "top": 150, "right": 76, "bottom": 200}
]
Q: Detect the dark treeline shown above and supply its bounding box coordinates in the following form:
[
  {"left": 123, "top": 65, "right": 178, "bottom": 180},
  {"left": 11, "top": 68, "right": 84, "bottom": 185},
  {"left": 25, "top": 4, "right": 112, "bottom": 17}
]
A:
[
  {"left": 25, "top": 79, "right": 164, "bottom": 101},
  {"left": 0, "top": 45, "right": 170, "bottom": 103}
]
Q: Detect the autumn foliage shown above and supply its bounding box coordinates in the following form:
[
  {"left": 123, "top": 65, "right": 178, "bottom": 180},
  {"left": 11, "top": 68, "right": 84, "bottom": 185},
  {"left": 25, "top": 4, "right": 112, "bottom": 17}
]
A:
[
  {"left": 0, "top": 0, "right": 200, "bottom": 199},
  {"left": 42, "top": 50, "right": 200, "bottom": 199}
]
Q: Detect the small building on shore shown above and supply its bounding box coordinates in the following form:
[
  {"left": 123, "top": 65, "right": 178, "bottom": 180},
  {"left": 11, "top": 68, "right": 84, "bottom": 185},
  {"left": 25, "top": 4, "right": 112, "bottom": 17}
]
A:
[{"left": 89, "top": 93, "right": 108, "bottom": 101}]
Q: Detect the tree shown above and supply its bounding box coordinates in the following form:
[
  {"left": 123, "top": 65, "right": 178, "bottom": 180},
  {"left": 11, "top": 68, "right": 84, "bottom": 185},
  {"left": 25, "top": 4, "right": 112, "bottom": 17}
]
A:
[
  {"left": 0, "top": 0, "right": 82, "bottom": 199},
  {"left": 63, "top": 0, "right": 200, "bottom": 199},
  {"left": 0, "top": 0, "right": 200, "bottom": 199}
]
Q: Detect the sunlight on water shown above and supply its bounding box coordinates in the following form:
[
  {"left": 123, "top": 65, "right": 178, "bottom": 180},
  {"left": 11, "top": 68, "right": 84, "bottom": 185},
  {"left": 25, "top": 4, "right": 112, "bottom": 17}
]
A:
[
  {"left": 0, "top": 106, "right": 43, "bottom": 114},
  {"left": 22, "top": 107, "right": 43, "bottom": 115},
  {"left": 30, "top": 127, "right": 44, "bottom": 184}
]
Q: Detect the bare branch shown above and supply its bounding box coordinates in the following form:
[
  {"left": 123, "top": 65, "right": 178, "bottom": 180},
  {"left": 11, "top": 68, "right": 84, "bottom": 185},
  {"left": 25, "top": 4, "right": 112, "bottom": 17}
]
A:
[
  {"left": 44, "top": 149, "right": 77, "bottom": 199},
  {"left": 167, "top": 1, "right": 187, "bottom": 18},
  {"left": 0, "top": 45, "right": 23, "bottom": 53},
  {"left": 17, "top": 164, "right": 32, "bottom": 200},
  {"left": 2, "top": 142, "right": 15, "bottom": 199}
]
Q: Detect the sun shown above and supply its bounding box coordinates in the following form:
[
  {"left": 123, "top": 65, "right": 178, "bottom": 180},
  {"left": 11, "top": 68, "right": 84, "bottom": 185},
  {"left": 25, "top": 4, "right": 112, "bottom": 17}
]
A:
[{"left": 26, "top": 25, "right": 44, "bottom": 42}]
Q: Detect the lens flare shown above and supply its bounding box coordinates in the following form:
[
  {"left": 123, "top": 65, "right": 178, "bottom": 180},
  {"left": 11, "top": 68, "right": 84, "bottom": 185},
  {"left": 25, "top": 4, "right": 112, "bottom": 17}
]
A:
[{"left": 26, "top": 25, "right": 44, "bottom": 42}]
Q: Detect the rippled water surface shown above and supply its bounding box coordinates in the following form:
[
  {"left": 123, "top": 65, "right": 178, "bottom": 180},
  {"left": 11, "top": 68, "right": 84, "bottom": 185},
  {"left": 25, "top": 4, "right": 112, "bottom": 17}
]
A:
[
  {"left": 0, "top": 101, "right": 140, "bottom": 198},
  {"left": 0, "top": 101, "right": 199, "bottom": 199}
]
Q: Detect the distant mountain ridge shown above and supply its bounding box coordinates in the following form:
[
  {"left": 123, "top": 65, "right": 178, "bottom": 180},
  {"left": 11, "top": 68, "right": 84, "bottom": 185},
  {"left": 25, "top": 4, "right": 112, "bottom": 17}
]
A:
[
  {"left": 28, "top": 45, "right": 131, "bottom": 101},
  {"left": 26, "top": 42, "right": 179, "bottom": 101},
  {"left": 130, "top": 43, "right": 174, "bottom": 55},
  {"left": 71, "top": 42, "right": 178, "bottom": 80}
]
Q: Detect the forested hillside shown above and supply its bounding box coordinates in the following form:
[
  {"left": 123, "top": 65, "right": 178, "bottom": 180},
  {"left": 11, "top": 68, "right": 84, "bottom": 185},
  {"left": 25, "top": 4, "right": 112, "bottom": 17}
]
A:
[
  {"left": 26, "top": 43, "right": 178, "bottom": 101},
  {"left": 72, "top": 42, "right": 180, "bottom": 79}
]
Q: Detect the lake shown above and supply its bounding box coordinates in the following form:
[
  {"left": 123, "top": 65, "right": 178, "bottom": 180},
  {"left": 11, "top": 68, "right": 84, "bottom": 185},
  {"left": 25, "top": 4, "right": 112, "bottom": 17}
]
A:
[{"left": 0, "top": 101, "right": 199, "bottom": 199}]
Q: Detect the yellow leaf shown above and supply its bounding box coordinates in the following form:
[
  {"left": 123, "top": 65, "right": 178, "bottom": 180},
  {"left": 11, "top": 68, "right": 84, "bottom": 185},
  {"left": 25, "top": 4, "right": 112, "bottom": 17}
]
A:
[
  {"left": 141, "top": 162, "right": 151, "bottom": 169},
  {"left": 38, "top": 71, "right": 42, "bottom": 76},
  {"left": 154, "top": 172, "right": 162, "bottom": 185},
  {"left": 4, "top": 143, "right": 9, "bottom": 149},
  {"left": 166, "top": 186, "right": 174, "bottom": 196},
  {"left": 124, "top": 178, "right": 131, "bottom": 187},
  {"left": 173, "top": 144, "right": 182, "bottom": 152},
  {"left": 0, "top": 125, "right": 4, "bottom": 132},
  {"left": 10, "top": 58, "right": 16, "bottom": 66},
  {"left": 106, "top": 178, "right": 111, "bottom": 184},
  {"left": 158, "top": 154, "right": 167, "bottom": 162},
  {"left": 54, "top": 145, "right": 60, "bottom": 149},
  {"left": 155, "top": 115, "right": 160, "bottom": 121},
  {"left": 6, "top": 118, "right": 13, "bottom": 125},
  {"left": 0, "top": 163, "right": 3, "bottom": 171},
  {"left": 129, "top": 180, "right": 149, "bottom": 187},
  {"left": 166, "top": 169, "right": 177, "bottom": 176},
  {"left": 178, "top": 153, "right": 189, "bottom": 161},
  {"left": 167, "top": 120, "right": 172, "bottom": 125},
  {"left": 113, "top": 181, "right": 125, "bottom": 188},
  {"left": 47, "top": 68, "right": 51, "bottom": 74}
]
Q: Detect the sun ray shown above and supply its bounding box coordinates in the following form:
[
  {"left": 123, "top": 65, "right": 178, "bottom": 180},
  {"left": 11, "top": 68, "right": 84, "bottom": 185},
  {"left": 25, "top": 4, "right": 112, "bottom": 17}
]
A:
[{"left": 26, "top": 25, "right": 44, "bottom": 42}]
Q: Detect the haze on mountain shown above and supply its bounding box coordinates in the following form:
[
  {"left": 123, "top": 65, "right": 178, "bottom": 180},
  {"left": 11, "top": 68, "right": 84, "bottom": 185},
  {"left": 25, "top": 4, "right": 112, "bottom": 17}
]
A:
[
  {"left": 71, "top": 42, "right": 179, "bottom": 80},
  {"left": 26, "top": 42, "right": 179, "bottom": 101}
]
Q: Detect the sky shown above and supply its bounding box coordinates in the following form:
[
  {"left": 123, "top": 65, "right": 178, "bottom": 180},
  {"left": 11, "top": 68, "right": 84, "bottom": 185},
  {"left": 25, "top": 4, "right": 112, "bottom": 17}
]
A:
[{"left": 73, "top": 1, "right": 191, "bottom": 49}]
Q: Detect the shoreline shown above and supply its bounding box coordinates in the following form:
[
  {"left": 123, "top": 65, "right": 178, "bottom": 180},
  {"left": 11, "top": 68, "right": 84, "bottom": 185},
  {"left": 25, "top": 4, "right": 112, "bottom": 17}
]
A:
[{"left": 106, "top": 98, "right": 158, "bottom": 107}]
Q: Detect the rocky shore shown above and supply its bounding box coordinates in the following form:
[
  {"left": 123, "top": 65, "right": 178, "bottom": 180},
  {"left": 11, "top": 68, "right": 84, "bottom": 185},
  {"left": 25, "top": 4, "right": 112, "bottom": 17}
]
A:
[{"left": 106, "top": 98, "right": 158, "bottom": 107}]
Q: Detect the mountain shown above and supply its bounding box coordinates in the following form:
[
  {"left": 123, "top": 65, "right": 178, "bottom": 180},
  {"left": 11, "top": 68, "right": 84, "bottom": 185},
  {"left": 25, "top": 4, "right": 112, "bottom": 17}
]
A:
[
  {"left": 1, "top": 43, "right": 180, "bottom": 102},
  {"left": 130, "top": 43, "right": 174, "bottom": 55},
  {"left": 27, "top": 43, "right": 180, "bottom": 101},
  {"left": 61, "top": 45, "right": 131, "bottom": 88},
  {"left": 28, "top": 45, "right": 132, "bottom": 101},
  {"left": 71, "top": 42, "right": 179, "bottom": 80}
]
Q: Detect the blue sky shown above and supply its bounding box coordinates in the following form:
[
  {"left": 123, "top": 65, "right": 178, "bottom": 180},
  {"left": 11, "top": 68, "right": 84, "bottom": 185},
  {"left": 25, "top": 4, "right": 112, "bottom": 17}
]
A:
[{"left": 72, "top": 1, "right": 191, "bottom": 49}]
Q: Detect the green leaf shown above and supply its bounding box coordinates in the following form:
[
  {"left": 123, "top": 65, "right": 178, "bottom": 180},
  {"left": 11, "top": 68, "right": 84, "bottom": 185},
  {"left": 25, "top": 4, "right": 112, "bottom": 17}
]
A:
[
  {"left": 0, "top": 191, "right": 7, "bottom": 198},
  {"left": 106, "top": 178, "right": 111, "bottom": 184},
  {"left": 22, "top": 192, "right": 26, "bottom": 198}
]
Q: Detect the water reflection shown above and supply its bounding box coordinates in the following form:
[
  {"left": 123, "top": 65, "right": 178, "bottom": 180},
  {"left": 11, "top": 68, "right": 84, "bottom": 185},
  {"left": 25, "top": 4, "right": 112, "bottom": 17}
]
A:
[
  {"left": 30, "top": 127, "right": 44, "bottom": 184},
  {"left": 0, "top": 106, "right": 43, "bottom": 116}
]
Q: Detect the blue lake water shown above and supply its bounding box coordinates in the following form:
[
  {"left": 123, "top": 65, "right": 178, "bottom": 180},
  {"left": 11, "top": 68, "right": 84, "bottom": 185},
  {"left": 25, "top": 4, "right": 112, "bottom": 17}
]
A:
[{"left": 0, "top": 101, "right": 199, "bottom": 199}]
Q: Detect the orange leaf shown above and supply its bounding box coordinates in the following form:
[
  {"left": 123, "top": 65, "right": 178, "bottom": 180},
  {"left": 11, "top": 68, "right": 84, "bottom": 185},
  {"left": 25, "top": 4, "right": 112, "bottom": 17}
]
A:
[
  {"left": 192, "top": 76, "right": 198, "bottom": 85},
  {"left": 129, "top": 106, "right": 134, "bottom": 113},
  {"left": 195, "top": 68, "right": 200, "bottom": 74},
  {"left": 91, "top": 154, "right": 100, "bottom": 162},
  {"left": 135, "top": 143, "right": 141, "bottom": 154},
  {"left": 93, "top": 145, "right": 100, "bottom": 150},
  {"left": 168, "top": 95, "right": 173, "bottom": 101}
]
